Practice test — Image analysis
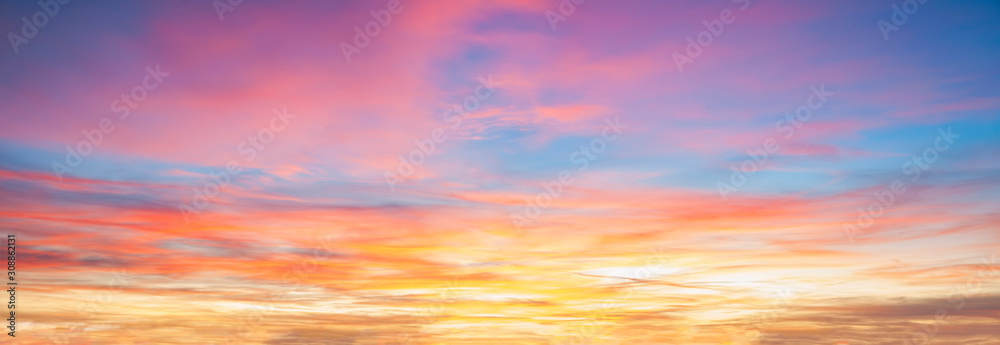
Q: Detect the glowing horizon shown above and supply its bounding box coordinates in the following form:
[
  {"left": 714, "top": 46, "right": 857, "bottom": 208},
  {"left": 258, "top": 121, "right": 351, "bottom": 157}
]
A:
[{"left": 1, "top": 0, "right": 998, "bottom": 344}]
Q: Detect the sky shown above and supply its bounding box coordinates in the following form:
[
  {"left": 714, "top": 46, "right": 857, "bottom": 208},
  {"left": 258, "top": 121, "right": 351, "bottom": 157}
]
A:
[{"left": 1, "top": 0, "right": 999, "bottom": 344}]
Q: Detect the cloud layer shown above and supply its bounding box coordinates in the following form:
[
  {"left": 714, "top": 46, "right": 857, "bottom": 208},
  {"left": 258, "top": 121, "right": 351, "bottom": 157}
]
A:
[{"left": 1, "top": 0, "right": 999, "bottom": 344}]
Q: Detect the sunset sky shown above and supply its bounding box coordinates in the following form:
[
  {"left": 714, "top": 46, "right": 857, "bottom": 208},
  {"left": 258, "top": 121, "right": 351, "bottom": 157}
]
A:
[{"left": 1, "top": 0, "right": 999, "bottom": 344}]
